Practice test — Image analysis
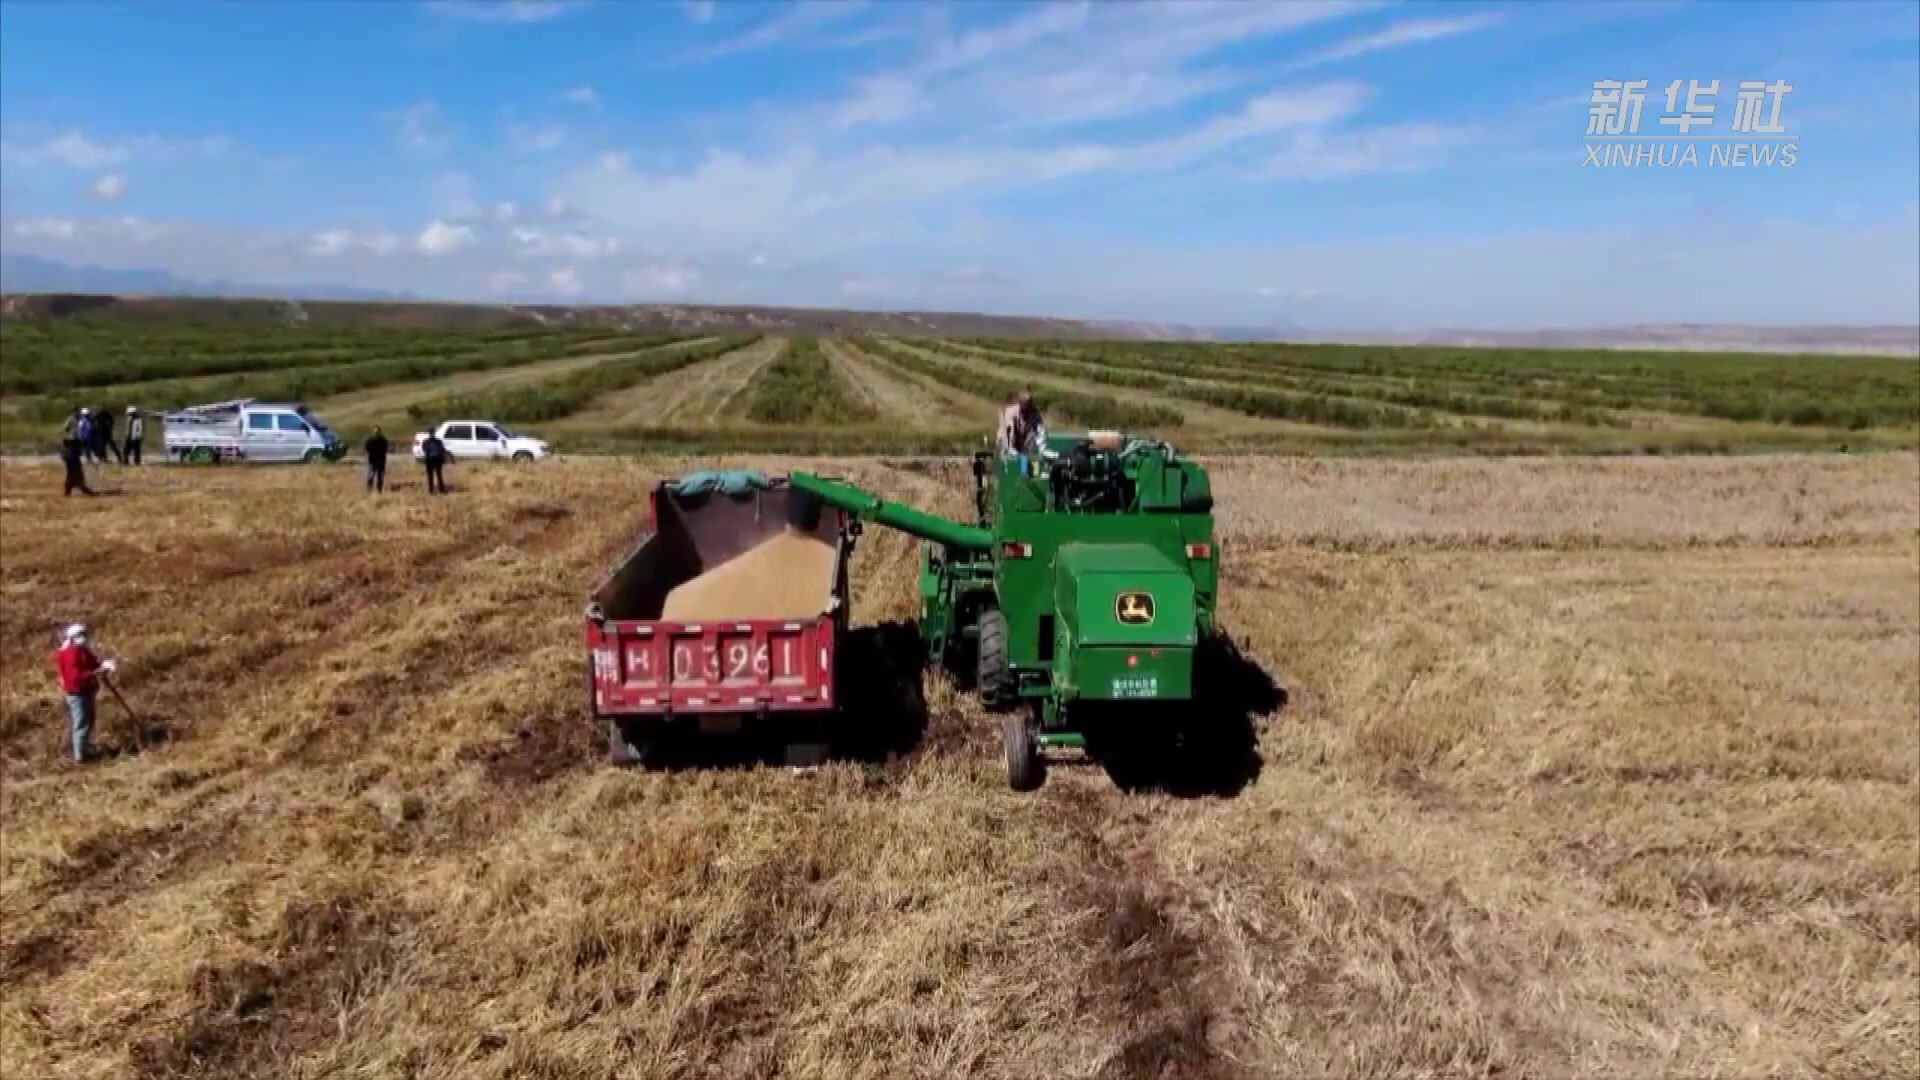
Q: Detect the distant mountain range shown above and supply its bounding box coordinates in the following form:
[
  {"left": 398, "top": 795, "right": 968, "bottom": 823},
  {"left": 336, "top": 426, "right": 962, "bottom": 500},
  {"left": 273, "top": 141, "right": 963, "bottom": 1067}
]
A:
[
  {"left": 3, "top": 253, "right": 1913, "bottom": 353},
  {"left": 0, "top": 253, "right": 411, "bottom": 303}
]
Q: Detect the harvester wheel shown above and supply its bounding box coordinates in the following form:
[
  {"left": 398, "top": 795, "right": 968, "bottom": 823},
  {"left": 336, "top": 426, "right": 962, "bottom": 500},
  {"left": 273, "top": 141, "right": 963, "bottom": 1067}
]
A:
[
  {"left": 977, "top": 610, "right": 1014, "bottom": 712},
  {"left": 1004, "top": 712, "right": 1043, "bottom": 792}
]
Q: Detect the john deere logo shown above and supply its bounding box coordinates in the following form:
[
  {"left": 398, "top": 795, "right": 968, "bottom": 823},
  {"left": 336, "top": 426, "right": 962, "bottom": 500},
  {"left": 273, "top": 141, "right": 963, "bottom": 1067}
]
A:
[{"left": 1116, "top": 591, "right": 1155, "bottom": 625}]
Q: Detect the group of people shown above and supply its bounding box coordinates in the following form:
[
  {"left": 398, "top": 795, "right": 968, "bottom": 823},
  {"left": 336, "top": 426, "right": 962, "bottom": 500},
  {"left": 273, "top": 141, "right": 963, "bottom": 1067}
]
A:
[
  {"left": 59, "top": 405, "right": 146, "bottom": 496},
  {"left": 360, "top": 427, "right": 449, "bottom": 495}
]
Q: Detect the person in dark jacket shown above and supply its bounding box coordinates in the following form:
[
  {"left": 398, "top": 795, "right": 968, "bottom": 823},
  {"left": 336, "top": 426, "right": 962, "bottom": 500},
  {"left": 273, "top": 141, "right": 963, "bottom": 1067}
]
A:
[
  {"left": 364, "top": 427, "right": 390, "bottom": 493},
  {"left": 122, "top": 406, "right": 146, "bottom": 465},
  {"left": 420, "top": 432, "right": 448, "bottom": 495},
  {"left": 96, "top": 407, "right": 124, "bottom": 465},
  {"left": 60, "top": 409, "right": 95, "bottom": 496}
]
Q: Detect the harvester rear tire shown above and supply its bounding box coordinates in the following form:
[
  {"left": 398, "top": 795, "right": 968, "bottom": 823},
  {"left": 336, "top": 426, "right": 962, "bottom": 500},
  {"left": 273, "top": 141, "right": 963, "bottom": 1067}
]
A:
[
  {"left": 1004, "top": 712, "right": 1043, "bottom": 792},
  {"left": 977, "top": 610, "right": 1014, "bottom": 712}
]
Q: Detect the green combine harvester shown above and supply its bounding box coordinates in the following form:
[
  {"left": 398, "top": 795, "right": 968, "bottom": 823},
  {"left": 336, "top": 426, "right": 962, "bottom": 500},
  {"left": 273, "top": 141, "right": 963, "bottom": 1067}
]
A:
[{"left": 790, "top": 429, "right": 1218, "bottom": 790}]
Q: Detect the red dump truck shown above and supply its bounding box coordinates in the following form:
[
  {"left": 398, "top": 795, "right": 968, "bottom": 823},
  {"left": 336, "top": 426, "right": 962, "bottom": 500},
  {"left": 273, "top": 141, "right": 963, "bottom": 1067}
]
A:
[{"left": 583, "top": 473, "right": 852, "bottom": 763}]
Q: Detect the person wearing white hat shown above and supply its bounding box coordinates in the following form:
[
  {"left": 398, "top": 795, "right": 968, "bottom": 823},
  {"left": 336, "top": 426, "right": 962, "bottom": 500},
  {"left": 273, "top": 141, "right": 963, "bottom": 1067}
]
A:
[
  {"left": 53, "top": 623, "right": 115, "bottom": 762},
  {"left": 59, "top": 408, "right": 95, "bottom": 496},
  {"left": 123, "top": 405, "right": 146, "bottom": 466}
]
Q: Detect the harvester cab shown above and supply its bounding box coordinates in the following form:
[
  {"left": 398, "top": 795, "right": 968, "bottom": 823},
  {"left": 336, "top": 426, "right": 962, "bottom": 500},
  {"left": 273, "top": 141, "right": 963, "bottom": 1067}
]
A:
[{"left": 790, "top": 429, "right": 1218, "bottom": 791}]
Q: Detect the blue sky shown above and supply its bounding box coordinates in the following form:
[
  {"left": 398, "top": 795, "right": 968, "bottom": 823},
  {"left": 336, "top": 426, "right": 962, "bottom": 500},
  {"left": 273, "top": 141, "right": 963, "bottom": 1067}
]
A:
[{"left": 1, "top": 0, "right": 1915, "bottom": 329}]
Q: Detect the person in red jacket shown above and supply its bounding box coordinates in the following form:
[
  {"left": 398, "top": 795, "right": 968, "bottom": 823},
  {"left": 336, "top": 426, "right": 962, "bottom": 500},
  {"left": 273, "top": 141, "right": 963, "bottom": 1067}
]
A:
[{"left": 54, "top": 623, "right": 115, "bottom": 763}]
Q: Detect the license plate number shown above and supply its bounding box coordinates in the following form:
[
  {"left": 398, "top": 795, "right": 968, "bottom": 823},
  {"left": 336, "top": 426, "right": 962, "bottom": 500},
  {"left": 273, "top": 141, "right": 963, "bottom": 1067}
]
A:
[{"left": 1110, "top": 675, "right": 1158, "bottom": 699}]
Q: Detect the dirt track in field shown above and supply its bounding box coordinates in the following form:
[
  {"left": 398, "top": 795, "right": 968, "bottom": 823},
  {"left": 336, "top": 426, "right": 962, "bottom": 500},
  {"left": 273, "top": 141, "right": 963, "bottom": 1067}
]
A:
[
  {"left": 0, "top": 453, "right": 1914, "bottom": 1078},
  {"left": 820, "top": 338, "right": 991, "bottom": 432},
  {"left": 561, "top": 338, "right": 787, "bottom": 429},
  {"left": 315, "top": 339, "right": 715, "bottom": 426}
]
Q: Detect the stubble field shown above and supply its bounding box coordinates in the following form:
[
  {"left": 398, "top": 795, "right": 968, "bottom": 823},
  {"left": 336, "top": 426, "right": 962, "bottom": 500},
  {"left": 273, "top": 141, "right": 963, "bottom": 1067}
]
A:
[
  {"left": 3, "top": 316, "right": 1915, "bottom": 457},
  {"left": 1, "top": 452, "right": 1915, "bottom": 1078}
]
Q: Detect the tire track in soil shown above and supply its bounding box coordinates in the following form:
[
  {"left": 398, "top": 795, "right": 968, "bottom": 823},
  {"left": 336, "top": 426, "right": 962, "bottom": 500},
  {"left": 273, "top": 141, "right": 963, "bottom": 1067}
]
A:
[
  {"left": 837, "top": 339, "right": 1002, "bottom": 427},
  {"left": 1045, "top": 782, "right": 1243, "bottom": 1080},
  {"left": 681, "top": 337, "right": 787, "bottom": 423},
  {"left": 820, "top": 339, "right": 971, "bottom": 432}
]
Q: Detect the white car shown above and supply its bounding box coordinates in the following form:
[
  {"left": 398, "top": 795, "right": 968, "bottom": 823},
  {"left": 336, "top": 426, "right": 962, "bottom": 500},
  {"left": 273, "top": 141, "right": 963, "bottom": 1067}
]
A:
[{"left": 413, "top": 420, "right": 552, "bottom": 462}]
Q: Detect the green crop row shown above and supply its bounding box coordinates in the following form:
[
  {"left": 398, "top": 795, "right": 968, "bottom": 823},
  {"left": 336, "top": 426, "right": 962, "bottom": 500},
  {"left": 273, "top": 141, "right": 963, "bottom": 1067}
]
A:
[
  {"left": 0, "top": 324, "right": 563, "bottom": 395},
  {"left": 16, "top": 331, "right": 662, "bottom": 424},
  {"left": 858, "top": 338, "right": 1183, "bottom": 430},
  {"left": 744, "top": 337, "right": 877, "bottom": 425},
  {"left": 941, "top": 340, "right": 1620, "bottom": 428},
  {"left": 981, "top": 338, "right": 1920, "bottom": 431},
  {"left": 434, "top": 336, "right": 760, "bottom": 425}
]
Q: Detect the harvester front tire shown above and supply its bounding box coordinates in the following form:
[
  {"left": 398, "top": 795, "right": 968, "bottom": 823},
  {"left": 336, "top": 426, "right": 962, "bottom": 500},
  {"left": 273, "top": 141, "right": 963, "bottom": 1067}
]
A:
[
  {"left": 1004, "top": 713, "right": 1043, "bottom": 792},
  {"left": 977, "top": 610, "right": 1014, "bottom": 712}
]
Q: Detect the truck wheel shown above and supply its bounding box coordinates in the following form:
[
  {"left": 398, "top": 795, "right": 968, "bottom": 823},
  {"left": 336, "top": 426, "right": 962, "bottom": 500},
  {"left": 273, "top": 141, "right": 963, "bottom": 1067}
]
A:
[
  {"left": 512, "top": 450, "right": 533, "bottom": 463},
  {"left": 1004, "top": 711, "right": 1043, "bottom": 791},
  {"left": 977, "top": 609, "right": 1014, "bottom": 712},
  {"left": 607, "top": 718, "right": 650, "bottom": 767}
]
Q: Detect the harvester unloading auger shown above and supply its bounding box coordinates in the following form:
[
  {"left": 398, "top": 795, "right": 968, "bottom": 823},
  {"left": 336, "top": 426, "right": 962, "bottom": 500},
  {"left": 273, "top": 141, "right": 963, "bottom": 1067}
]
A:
[{"left": 791, "top": 429, "right": 1217, "bottom": 790}]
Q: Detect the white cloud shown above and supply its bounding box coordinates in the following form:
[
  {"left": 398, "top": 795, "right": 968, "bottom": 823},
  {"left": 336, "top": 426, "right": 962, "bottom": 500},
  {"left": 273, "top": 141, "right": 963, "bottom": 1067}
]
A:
[
  {"left": 682, "top": 0, "right": 714, "bottom": 23},
  {"left": 489, "top": 270, "right": 530, "bottom": 293},
  {"left": 39, "top": 132, "right": 124, "bottom": 170},
  {"left": 494, "top": 201, "right": 517, "bottom": 221},
  {"left": 832, "top": 76, "right": 919, "bottom": 127},
  {"left": 624, "top": 264, "right": 702, "bottom": 296},
  {"left": 309, "top": 229, "right": 354, "bottom": 256},
  {"left": 680, "top": 0, "right": 870, "bottom": 62},
  {"left": 1288, "top": 13, "right": 1504, "bottom": 70},
  {"left": 309, "top": 229, "right": 399, "bottom": 256},
  {"left": 507, "top": 124, "right": 567, "bottom": 155},
  {"left": 13, "top": 217, "right": 77, "bottom": 240},
  {"left": 90, "top": 174, "right": 127, "bottom": 201},
  {"left": 425, "top": 1, "right": 587, "bottom": 24},
  {"left": 749, "top": 252, "right": 768, "bottom": 267},
  {"left": 561, "top": 85, "right": 600, "bottom": 107},
  {"left": 1, "top": 130, "right": 234, "bottom": 170},
  {"left": 511, "top": 227, "right": 621, "bottom": 259},
  {"left": 549, "top": 265, "right": 583, "bottom": 294},
  {"left": 1253, "top": 122, "right": 1471, "bottom": 180},
  {"left": 544, "top": 196, "right": 570, "bottom": 218},
  {"left": 416, "top": 220, "right": 475, "bottom": 255},
  {"left": 390, "top": 100, "right": 451, "bottom": 156}
]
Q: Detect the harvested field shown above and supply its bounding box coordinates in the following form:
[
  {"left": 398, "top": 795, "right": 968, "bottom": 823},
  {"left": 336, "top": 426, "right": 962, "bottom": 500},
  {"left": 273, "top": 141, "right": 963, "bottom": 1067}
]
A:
[
  {"left": 314, "top": 344, "right": 681, "bottom": 427},
  {"left": 1, "top": 453, "right": 1914, "bottom": 1077},
  {"left": 2, "top": 314, "right": 1912, "bottom": 455},
  {"left": 562, "top": 337, "right": 773, "bottom": 428},
  {"left": 821, "top": 338, "right": 985, "bottom": 432}
]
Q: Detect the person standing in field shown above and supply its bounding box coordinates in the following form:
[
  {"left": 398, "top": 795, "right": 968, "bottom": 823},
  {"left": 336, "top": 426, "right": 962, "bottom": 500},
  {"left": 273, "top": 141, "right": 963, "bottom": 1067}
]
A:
[
  {"left": 364, "top": 427, "right": 390, "bottom": 493},
  {"left": 60, "top": 408, "right": 95, "bottom": 496},
  {"left": 122, "top": 406, "right": 145, "bottom": 465},
  {"left": 76, "top": 408, "right": 100, "bottom": 464},
  {"left": 420, "top": 431, "right": 448, "bottom": 495},
  {"left": 95, "top": 406, "right": 123, "bottom": 465},
  {"left": 53, "top": 623, "right": 115, "bottom": 763}
]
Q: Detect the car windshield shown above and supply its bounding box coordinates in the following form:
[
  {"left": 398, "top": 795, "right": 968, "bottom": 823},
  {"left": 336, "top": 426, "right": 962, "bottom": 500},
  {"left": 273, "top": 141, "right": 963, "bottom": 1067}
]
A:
[{"left": 494, "top": 426, "right": 518, "bottom": 439}]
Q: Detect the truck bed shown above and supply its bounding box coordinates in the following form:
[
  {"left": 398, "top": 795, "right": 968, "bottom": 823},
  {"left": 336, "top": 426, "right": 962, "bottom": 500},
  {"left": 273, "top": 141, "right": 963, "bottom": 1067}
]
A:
[{"left": 585, "top": 478, "right": 848, "bottom": 718}]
